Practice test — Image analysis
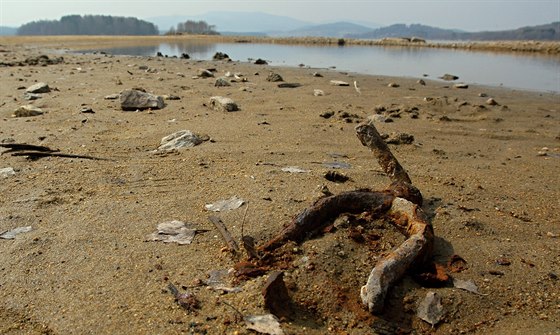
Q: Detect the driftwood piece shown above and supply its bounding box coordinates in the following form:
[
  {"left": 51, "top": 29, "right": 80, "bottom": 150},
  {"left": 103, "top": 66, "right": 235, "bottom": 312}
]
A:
[
  {"left": 209, "top": 215, "right": 240, "bottom": 254},
  {"left": 259, "top": 120, "right": 434, "bottom": 314},
  {"left": 1, "top": 143, "right": 109, "bottom": 160}
]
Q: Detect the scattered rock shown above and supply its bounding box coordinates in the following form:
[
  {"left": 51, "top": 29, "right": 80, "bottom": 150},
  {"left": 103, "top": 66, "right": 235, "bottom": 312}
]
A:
[
  {"left": 387, "top": 82, "right": 400, "bottom": 88},
  {"left": 417, "top": 291, "right": 444, "bottom": 327},
  {"left": 205, "top": 196, "right": 245, "bottom": 212},
  {"left": 120, "top": 89, "right": 164, "bottom": 111},
  {"left": 209, "top": 96, "right": 239, "bottom": 112},
  {"left": 320, "top": 111, "right": 334, "bottom": 119},
  {"left": 12, "top": 105, "right": 44, "bottom": 117},
  {"left": 440, "top": 74, "right": 459, "bottom": 81},
  {"left": 262, "top": 271, "right": 292, "bottom": 319},
  {"left": 277, "top": 83, "right": 301, "bottom": 88},
  {"left": 281, "top": 166, "right": 310, "bottom": 173},
  {"left": 266, "top": 72, "right": 283, "bottom": 82},
  {"left": 313, "top": 89, "right": 325, "bottom": 96},
  {"left": 80, "top": 107, "right": 94, "bottom": 114},
  {"left": 368, "top": 114, "right": 391, "bottom": 123},
  {"left": 213, "top": 52, "right": 230, "bottom": 60},
  {"left": 454, "top": 83, "right": 469, "bottom": 89},
  {"left": 162, "top": 94, "right": 181, "bottom": 100},
  {"left": 157, "top": 130, "right": 206, "bottom": 151},
  {"left": 197, "top": 69, "right": 214, "bottom": 78},
  {"left": 145, "top": 220, "right": 199, "bottom": 245},
  {"left": 330, "top": 80, "right": 349, "bottom": 86},
  {"left": 0, "top": 167, "right": 16, "bottom": 178},
  {"left": 180, "top": 53, "right": 190, "bottom": 59},
  {"left": 312, "top": 72, "right": 323, "bottom": 77},
  {"left": 245, "top": 314, "right": 284, "bottom": 335},
  {"left": 214, "top": 77, "right": 231, "bottom": 87},
  {"left": 324, "top": 170, "right": 349, "bottom": 183},
  {"left": 452, "top": 277, "right": 483, "bottom": 295},
  {"left": 417, "top": 79, "right": 426, "bottom": 86},
  {"left": 26, "top": 82, "right": 50, "bottom": 94},
  {"left": 104, "top": 93, "right": 120, "bottom": 100},
  {"left": 486, "top": 98, "right": 499, "bottom": 106},
  {"left": 254, "top": 58, "right": 268, "bottom": 65},
  {"left": 478, "top": 93, "right": 488, "bottom": 97},
  {"left": 24, "top": 92, "right": 42, "bottom": 100},
  {"left": 0, "top": 226, "right": 33, "bottom": 239},
  {"left": 384, "top": 132, "right": 414, "bottom": 144}
]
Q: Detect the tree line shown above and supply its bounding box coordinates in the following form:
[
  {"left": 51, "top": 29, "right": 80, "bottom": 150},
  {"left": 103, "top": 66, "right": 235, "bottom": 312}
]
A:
[
  {"left": 166, "top": 20, "right": 219, "bottom": 35},
  {"left": 17, "top": 15, "right": 158, "bottom": 35}
]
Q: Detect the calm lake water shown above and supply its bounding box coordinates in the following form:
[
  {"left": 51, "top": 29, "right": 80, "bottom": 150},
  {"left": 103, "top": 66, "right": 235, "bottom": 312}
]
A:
[{"left": 82, "top": 42, "right": 560, "bottom": 93}]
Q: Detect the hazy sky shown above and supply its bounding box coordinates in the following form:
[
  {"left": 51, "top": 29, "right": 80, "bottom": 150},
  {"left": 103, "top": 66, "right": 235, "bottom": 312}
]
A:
[{"left": 1, "top": 0, "right": 558, "bottom": 31}]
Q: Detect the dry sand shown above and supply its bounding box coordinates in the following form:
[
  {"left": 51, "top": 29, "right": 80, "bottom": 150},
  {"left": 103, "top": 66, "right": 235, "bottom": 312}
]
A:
[{"left": 0, "top": 37, "right": 559, "bottom": 334}]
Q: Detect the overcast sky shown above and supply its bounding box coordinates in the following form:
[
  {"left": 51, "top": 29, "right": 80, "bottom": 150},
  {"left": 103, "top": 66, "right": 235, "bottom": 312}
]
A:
[{"left": 1, "top": 0, "right": 558, "bottom": 31}]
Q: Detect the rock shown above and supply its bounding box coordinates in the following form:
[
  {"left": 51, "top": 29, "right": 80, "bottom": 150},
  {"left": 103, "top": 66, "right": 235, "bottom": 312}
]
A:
[
  {"left": 486, "top": 98, "right": 499, "bottom": 106},
  {"left": 0, "top": 226, "right": 33, "bottom": 239},
  {"left": 180, "top": 53, "right": 190, "bottom": 59},
  {"left": 24, "top": 55, "right": 63, "bottom": 66},
  {"left": 417, "top": 79, "right": 426, "bottom": 86},
  {"left": 411, "top": 37, "right": 426, "bottom": 43},
  {"left": 12, "top": 105, "right": 44, "bottom": 117},
  {"left": 320, "top": 111, "right": 334, "bottom": 119},
  {"left": 162, "top": 95, "right": 181, "bottom": 100},
  {"left": 313, "top": 89, "right": 325, "bottom": 96},
  {"left": 254, "top": 58, "right": 268, "bottom": 65},
  {"left": 214, "top": 77, "right": 231, "bottom": 87},
  {"left": 0, "top": 167, "right": 16, "bottom": 178},
  {"left": 388, "top": 82, "right": 400, "bottom": 88},
  {"left": 213, "top": 52, "right": 230, "bottom": 60},
  {"left": 80, "top": 107, "right": 95, "bottom": 114},
  {"left": 120, "top": 89, "right": 164, "bottom": 111},
  {"left": 23, "top": 93, "right": 42, "bottom": 100},
  {"left": 281, "top": 166, "right": 310, "bottom": 173},
  {"left": 157, "top": 130, "right": 205, "bottom": 151},
  {"left": 245, "top": 314, "right": 284, "bottom": 335},
  {"left": 440, "top": 74, "right": 459, "bottom": 81},
  {"left": 104, "top": 93, "right": 120, "bottom": 100},
  {"left": 145, "top": 220, "right": 198, "bottom": 245},
  {"left": 266, "top": 72, "right": 283, "bottom": 82},
  {"left": 385, "top": 132, "right": 414, "bottom": 144},
  {"left": 209, "top": 96, "right": 238, "bottom": 112},
  {"left": 312, "top": 72, "right": 323, "bottom": 77},
  {"left": 324, "top": 171, "right": 349, "bottom": 183},
  {"left": 197, "top": 69, "right": 214, "bottom": 78},
  {"left": 478, "top": 93, "right": 488, "bottom": 97},
  {"left": 368, "top": 114, "right": 390, "bottom": 123},
  {"left": 26, "top": 82, "right": 50, "bottom": 93},
  {"left": 205, "top": 196, "right": 245, "bottom": 212},
  {"left": 277, "top": 83, "right": 301, "bottom": 88},
  {"left": 454, "top": 83, "right": 469, "bottom": 89},
  {"left": 330, "top": 80, "right": 349, "bottom": 86}
]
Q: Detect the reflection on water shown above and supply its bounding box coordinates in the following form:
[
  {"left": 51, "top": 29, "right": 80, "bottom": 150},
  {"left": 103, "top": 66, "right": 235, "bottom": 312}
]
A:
[{"left": 80, "top": 41, "right": 560, "bottom": 93}]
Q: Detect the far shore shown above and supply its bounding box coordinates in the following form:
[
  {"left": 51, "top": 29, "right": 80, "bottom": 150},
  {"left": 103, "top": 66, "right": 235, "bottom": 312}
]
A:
[{"left": 1, "top": 34, "right": 559, "bottom": 55}]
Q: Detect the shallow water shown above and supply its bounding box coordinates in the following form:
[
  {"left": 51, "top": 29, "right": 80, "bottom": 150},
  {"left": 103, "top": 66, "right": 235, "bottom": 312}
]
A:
[{"left": 80, "top": 41, "right": 560, "bottom": 93}]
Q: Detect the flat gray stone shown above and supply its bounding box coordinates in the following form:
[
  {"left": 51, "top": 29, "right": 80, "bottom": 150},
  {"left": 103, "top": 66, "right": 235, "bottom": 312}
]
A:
[
  {"left": 120, "top": 89, "right": 164, "bottom": 111},
  {"left": 26, "top": 82, "right": 50, "bottom": 93},
  {"left": 157, "top": 130, "right": 204, "bottom": 151},
  {"left": 13, "top": 105, "right": 44, "bottom": 117}
]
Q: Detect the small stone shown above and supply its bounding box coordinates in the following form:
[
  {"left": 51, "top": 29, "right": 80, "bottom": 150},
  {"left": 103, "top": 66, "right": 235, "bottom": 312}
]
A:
[
  {"left": 417, "top": 79, "right": 426, "bottom": 86},
  {"left": 266, "top": 72, "right": 283, "bottom": 82},
  {"left": 120, "top": 89, "right": 164, "bottom": 111},
  {"left": 104, "top": 94, "right": 120, "bottom": 100},
  {"left": 197, "top": 69, "right": 214, "bottom": 78},
  {"left": 80, "top": 107, "right": 95, "bottom": 114},
  {"left": 25, "top": 82, "right": 50, "bottom": 93},
  {"left": 214, "top": 77, "right": 231, "bottom": 87},
  {"left": 312, "top": 72, "right": 323, "bottom": 77},
  {"left": 454, "top": 83, "right": 469, "bottom": 89},
  {"left": 254, "top": 58, "right": 268, "bottom": 65},
  {"left": 13, "top": 105, "right": 44, "bottom": 117},
  {"left": 157, "top": 130, "right": 205, "bottom": 151},
  {"left": 23, "top": 93, "right": 42, "bottom": 100},
  {"left": 209, "top": 96, "right": 238, "bottom": 112},
  {"left": 213, "top": 52, "right": 230, "bottom": 60},
  {"left": 478, "top": 93, "right": 488, "bottom": 97},
  {"left": 0, "top": 167, "right": 16, "bottom": 178},
  {"left": 486, "top": 98, "right": 499, "bottom": 106},
  {"left": 387, "top": 82, "right": 400, "bottom": 88},
  {"left": 313, "top": 89, "right": 325, "bottom": 96},
  {"left": 330, "top": 80, "right": 349, "bottom": 86},
  {"left": 440, "top": 74, "right": 459, "bottom": 81}
]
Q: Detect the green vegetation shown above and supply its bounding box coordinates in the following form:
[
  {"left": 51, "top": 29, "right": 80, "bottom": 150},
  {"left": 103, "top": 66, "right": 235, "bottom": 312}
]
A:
[
  {"left": 166, "top": 20, "right": 219, "bottom": 35},
  {"left": 17, "top": 15, "right": 158, "bottom": 35}
]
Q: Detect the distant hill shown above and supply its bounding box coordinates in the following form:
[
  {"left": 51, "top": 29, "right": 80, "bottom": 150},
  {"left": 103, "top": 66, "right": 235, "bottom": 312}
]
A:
[
  {"left": 271, "top": 21, "right": 377, "bottom": 38},
  {"left": 147, "top": 11, "right": 311, "bottom": 34},
  {"left": 17, "top": 15, "right": 158, "bottom": 36},
  {"left": 350, "top": 22, "right": 559, "bottom": 41},
  {"left": 0, "top": 26, "right": 17, "bottom": 36}
]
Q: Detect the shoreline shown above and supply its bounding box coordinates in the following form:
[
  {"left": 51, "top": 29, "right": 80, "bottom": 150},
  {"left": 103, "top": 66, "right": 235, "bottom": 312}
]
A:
[{"left": 2, "top": 34, "right": 560, "bottom": 55}]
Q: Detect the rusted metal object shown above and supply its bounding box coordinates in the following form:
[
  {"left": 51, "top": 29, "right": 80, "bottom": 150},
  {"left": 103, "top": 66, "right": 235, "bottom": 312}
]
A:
[{"left": 258, "top": 121, "right": 434, "bottom": 314}]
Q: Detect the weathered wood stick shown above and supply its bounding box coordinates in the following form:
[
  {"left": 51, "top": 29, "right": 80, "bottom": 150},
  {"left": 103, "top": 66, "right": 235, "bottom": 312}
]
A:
[
  {"left": 9, "top": 151, "right": 110, "bottom": 161},
  {"left": 360, "top": 197, "right": 434, "bottom": 313},
  {"left": 259, "top": 191, "right": 394, "bottom": 251},
  {"left": 209, "top": 215, "right": 240, "bottom": 254},
  {"left": 0, "top": 143, "right": 57, "bottom": 153},
  {"left": 355, "top": 121, "right": 412, "bottom": 185}
]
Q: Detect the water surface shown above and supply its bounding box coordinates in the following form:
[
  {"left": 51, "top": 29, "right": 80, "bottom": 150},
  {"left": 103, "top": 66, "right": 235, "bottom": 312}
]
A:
[{"left": 81, "top": 41, "right": 560, "bottom": 93}]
